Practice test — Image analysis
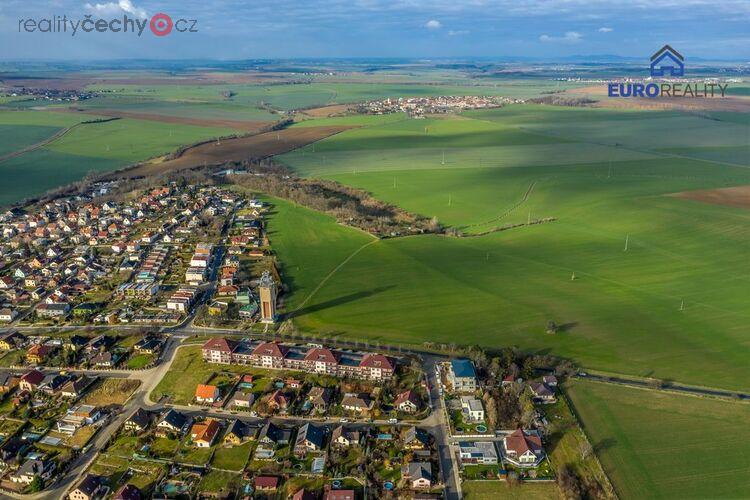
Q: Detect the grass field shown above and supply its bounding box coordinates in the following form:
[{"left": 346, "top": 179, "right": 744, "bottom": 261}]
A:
[
  {"left": 211, "top": 442, "right": 254, "bottom": 471},
  {"left": 266, "top": 105, "right": 750, "bottom": 392},
  {"left": 567, "top": 379, "right": 750, "bottom": 499},
  {"left": 85, "top": 81, "right": 571, "bottom": 112},
  {"left": 463, "top": 481, "right": 558, "bottom": 499},
  {"left": 0, "top": 112, "right": 240, "bottom": 206},
  {"left": 81, "top": 378, "right": 140, "bottom": 406}
]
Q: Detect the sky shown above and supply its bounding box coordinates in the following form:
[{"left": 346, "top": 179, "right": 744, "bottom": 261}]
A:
[{"left": 0, "top": 0, "right": 748, "bottom": 61}]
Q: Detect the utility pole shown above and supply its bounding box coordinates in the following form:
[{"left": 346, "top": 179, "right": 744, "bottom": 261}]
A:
[{"left": 624, "top": 234, "right": 629, "bottom": 252}]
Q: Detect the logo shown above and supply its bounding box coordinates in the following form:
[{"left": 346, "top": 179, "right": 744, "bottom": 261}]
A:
[
  {"left": 650, "top": 45, "right": 684, "bottom": 77},
  {"left": 17, "top": 13, "right": 197, "bottom": 37},
  {"left": 607, "top": 45, "right": 728, "bottom": 99},
  {"left": 150, "top": 13, "right": 173, "bottom": 36}
]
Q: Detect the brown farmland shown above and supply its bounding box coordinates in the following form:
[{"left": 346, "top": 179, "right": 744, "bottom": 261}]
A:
[
  {"left": 671, "top": 185, "right": 750, "bottom": 210},
  {"left": 565, "top": 85, "right": 750, "bottom": 112},
  {"left": 119, "top": 125, "right": 353, "bottom": 178}
]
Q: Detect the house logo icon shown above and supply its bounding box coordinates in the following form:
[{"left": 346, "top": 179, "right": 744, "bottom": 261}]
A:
[{"left": 650, "top": 45, "right": 684, "bottom": 77}]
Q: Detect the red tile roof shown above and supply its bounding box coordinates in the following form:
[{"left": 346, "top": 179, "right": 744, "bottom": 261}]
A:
[
  {"left": 201, "top": 337, "right": 237, "bottom": 353},
  {"left": 304, "top": 348, "right": 339, "bottom": 364},
  {"left": 359, "top": 353, "right": 394, "bottom": 370},
  {"left": 252, "top": 342, "right": 288, "bottom": 358},
  {"left": 21, "top": 369, "right": 44, "bottom": 386},
  {"left": 254, "top": 476, "right": 279, "bottom": 489},
  {"left": 504, "top": 429, "right": 543, "bottom": 456},
  {"left": 195, "top": 384, "right": 219, "bottom": 400}
]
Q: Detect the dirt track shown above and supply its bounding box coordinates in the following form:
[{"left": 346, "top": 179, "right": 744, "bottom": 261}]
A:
[
  {"left": 60, "top": 108, "right": 268, "bottom": 131},
  {"left": 119, "top": 125, "right": 353, "bottom": 178},
  {"left": 671, "top": 185, "right": 750, "bottom": 209}
]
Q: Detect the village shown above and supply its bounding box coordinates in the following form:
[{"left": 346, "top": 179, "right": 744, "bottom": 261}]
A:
[
  {"left": 357, "top": 95, "right": 523, "bottom": 117},
  {"left": 0, "top": 179, "right": 593, "bottom": 499},
  {"left": 0, "top": 182, "right": 277, "bottom": 330}
]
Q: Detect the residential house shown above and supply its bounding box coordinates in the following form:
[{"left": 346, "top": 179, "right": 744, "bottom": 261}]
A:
[
  {"left": 0, "top": 308, "right": 17, "bottom": 323},
  {"left": 460, "top": 396, "right": 485, "bottom": 422},
  {"left": 195, "top": 384, "right": 220, "bottom": 404},
  {"left": 223, "top": 419, "right": 255, "bottom": 445},
  {"left": 394, "top": 390, "right": 421, "bottom": 414},
  {"left": 0, "top": 372, "right": 19, "bottom": 394},
  {"left": 254, "top": 476, "right": 279, "bottom": 491},
  {"left": 26, "top": 343, "right": 56, "bottom": 364},
  {"left": 341, "top": 393, "right": 373, "bottom": 413},
  {"left": 402, "top": 426, "right": 430, "bottom": 450},
  {"left": 307, "top": 386, "right": 332, "bottom": 413},
  {"left": 331, "top": 426, "right": 360, "bottom": 448},
  {"left": 266, "top": 390, "right": 289, "bottom": 412},
  {"left": 0, "top": 331, "right": 25, "bottom": 350},
  {"left": 61, "top": 376, "right": 94, "bottom": 399},
  {"left": 503, "top": 429, "right": 545, "bottom": 467},
  {"left": 448, "top": 359, "right": 477, "bottom": 392},
  {"left": 69, "top": 474, "right": 106, "bottom": 500},
  {"left": 190, "top": 419, "right": 221, "bottom": 448},
  {"left": 459, "top": 441, "right": 498, "bottom": 465},
  {"left": 19, "top": 370, "right": 45, "bottom": 392},
  {"left": 12, "top": 458, "right": 57, "bottom": 484},
  {"left": 529, "top": 382, "right": 556, "bottom": 403},
  {"left": 113, "top": 484, "right": 141, "bottom": 500},
  {"left": 401, "top": 461, "right": 432, "bottom": 489},
  {"left": 156, "top": 409, "right": 190, "bottom": 437},
  {"left": 294, "top": 423, "right": 327, "bottom": 457},
  {"left": 231, "top": 392, "right": 254, "bottom": 409},
  {"left": 258, "top": 422, "right": 292, "bottom": 447},
  {"left": 124, "top": 408, "right": 152, "bottom": 433}
]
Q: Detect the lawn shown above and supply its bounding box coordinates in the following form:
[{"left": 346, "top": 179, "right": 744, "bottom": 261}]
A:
[
  {"left": 197, "top": 470, "right": 243, "bottom": 495},
  {"left": 152, "top": 345, "right": 247, "bottom": 405},
  {"left": 126, "top": 353, "right": 155, "bottom": 369},
  {"left": 463, "top": 481, "right": 558, "bottom": 500},
  {"left": 567, "top": 379, "right": 750, "bottom": 499},
  {"left": 211, "top": 442, "right": 254, "bottom": 471},
  {"left": 81, "top": 378, "right": 140, "bottom": 406},
  {"left": 264, "top": 105, "right": 750, "bottom": 392}
]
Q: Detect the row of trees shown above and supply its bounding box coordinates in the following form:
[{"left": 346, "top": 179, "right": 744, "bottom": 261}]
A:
[{"left": 230, "top": 160, "right": 443, "bottom": 238}]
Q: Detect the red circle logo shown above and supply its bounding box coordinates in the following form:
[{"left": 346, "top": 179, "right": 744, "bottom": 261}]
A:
[{"left": 150, "top": 13, "right": 173, "bottom": 36}]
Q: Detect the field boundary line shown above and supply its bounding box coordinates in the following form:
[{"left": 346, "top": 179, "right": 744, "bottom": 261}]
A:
[
  {"left": 463, "top": 180, "right": 538, "bottom": 230},
  {"left": 0, "top": 122, "right": 81, "bottom": 164},
  {"left": 293, "top": 239, "right": 379, "bottom": 312}
]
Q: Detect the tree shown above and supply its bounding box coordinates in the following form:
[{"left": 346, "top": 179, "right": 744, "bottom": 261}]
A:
[
  {"left": 546, "top": 320, "right": 558, "bottom": 334},
  {"left": 29, "top": 476, "right": 44, "bottom": 493}
]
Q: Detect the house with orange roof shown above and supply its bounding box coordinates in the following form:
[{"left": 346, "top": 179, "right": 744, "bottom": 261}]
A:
[
  {"left": 190, "top": 419, "right": 221, "bottom": 448},
  {"left": 195, "top": 384, "right": 220, "bottom": 404}
]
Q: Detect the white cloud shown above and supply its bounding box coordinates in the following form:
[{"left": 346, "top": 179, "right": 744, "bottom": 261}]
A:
[
  {"left": 539, "top": 31, "right": 583, "bottom": 43},
  {"left": 84, "top": 0, "right": 148, "bottom": 18},
  {"left": 424, "top": 19, "right": 442, "bottom": 29},
  {"left": 448, "top": 29, "right": 470, "bottom": 36},
  {"left": 598, "top": 26, "right": 613, "bottom": 32}
]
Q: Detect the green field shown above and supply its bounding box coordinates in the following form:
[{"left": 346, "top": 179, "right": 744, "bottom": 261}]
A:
[
  {"left": 567, "top": 380, "right": 750, "bottom": 499},
  {"left": 0, "top": 110, "right": 86, "bottom": 157},
  {"left": 84, "top": 81, "right": 567, "bottom": 112},
  {"left": 463, "top": 481, "right": 558, "bottom": 499},
  {"left": 266, "top": 105, "right": 750, "bottom": 391},
  {"left": 0, "top": 111, "right": 239, "bottom": 206}
]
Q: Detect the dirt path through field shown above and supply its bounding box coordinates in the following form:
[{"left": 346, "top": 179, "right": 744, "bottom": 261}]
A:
[{"left": 0, "top": 123, "right": 79, "bottom": 164}]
